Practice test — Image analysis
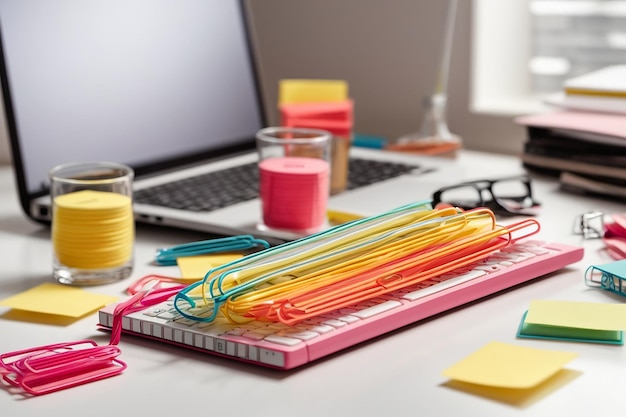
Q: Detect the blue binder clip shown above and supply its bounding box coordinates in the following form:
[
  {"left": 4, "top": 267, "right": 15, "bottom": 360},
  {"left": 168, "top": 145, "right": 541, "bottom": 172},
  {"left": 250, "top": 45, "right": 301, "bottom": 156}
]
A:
[
  {"left": 585, "top": 259, "right": 626, "bottom": 297},
  {"left": 155, "top": 235, "right": 270, "bottom": 266}
]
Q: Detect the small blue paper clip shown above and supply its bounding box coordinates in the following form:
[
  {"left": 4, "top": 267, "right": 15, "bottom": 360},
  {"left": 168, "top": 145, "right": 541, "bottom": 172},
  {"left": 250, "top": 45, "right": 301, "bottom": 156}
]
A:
[{"left": 155, "top": 235, "right": 270, "bottom": 266}]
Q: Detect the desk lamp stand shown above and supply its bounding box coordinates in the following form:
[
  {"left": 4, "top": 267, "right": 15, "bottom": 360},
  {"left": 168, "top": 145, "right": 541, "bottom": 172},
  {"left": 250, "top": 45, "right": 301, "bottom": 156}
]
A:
[{"left": 393, "top": 0, "right": 461, "bottom": 155}]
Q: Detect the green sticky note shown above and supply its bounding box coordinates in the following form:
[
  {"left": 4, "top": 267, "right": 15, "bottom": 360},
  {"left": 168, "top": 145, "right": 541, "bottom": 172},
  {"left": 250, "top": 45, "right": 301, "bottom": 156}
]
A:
[{"left": 517, "top": 300, "right": 626, "bottom": 345}]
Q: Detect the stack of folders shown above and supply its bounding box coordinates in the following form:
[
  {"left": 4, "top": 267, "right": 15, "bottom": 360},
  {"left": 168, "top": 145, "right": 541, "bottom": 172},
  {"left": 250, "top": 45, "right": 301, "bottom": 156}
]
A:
[{"left": 515, "top": 65, "right": 626, "bottom": 201}]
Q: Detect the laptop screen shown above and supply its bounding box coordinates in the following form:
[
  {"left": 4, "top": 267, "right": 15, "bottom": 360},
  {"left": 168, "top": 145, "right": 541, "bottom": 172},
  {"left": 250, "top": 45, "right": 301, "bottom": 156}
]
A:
[{"left": 0, "top": 0, "right": 264, "bottom": 198}]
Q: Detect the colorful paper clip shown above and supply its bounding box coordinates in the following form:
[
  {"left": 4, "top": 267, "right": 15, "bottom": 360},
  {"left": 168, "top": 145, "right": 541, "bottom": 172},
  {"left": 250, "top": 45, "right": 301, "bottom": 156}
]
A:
[
  {"left": 172, "top": 201, "right": 541, "bottom": 326},
  {"left": 239, "top": 217, "right": 539, "bottom": 325},
  {"left": 173, "top": 200, "right": 434, "bottom": 322},
  {"left": 0, "top": 281, "right": 162, "bottom": 396},
  {"left": 154, "top": 235, "right": 270, "bottom": 266}
]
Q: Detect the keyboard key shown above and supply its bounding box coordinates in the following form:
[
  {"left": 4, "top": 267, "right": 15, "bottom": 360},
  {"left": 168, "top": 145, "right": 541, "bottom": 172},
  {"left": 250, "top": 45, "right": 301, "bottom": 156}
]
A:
[
  {"left": 305, "top": 324, "right": 335, "bottom": 334},
  {"left": 258, "top": 349, "right": 285, "bottom": 367},
  {"left": 350, "top": 300, "right": 402, "bottom": 319},
  {"left": 241, "top": 332, "right": 265, "bottom": 341},
  {"left": 322, "top": 319, "right": 348, "bottom": 328},
  {"left": 336, "top": 315, "right": 360, "bottom": 324},
  {"left": 264, "top": 335, "right": 303, "bottom": 346},
  {"left": 402, "top": 269, "right": 487, "bottom": 301},
  {"left": 276, "top": 330, "right": 320, "bottom": 341}
]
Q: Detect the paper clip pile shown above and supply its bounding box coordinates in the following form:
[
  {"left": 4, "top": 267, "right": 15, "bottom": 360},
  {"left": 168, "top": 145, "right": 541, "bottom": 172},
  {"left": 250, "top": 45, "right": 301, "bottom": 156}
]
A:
[
  {"left": 0, "top": 282, "right": 163, "bottom": 396},
  {"left": 173, "top": 201, "right": 540, "bottom": 326}
]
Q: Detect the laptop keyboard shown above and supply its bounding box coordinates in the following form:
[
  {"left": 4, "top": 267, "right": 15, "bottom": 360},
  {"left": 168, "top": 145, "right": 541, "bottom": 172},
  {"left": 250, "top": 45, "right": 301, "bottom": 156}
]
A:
[
  {"left": 98, "top": 240, "right": 584, "bottom": 369},
  {"left": 134, "top": 158, "right": 420, "bottom": 212}
]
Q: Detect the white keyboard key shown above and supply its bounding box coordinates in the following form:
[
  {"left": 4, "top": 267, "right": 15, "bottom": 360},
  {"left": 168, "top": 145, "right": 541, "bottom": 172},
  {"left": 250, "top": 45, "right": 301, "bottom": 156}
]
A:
[
  {"left": 264, "top": 334, "right": 303, "bottom": 346},
  {"left": 173, "top": 317, "right": 200, "bottom": 327},
  {"left": 277, "top": 330, "right": 320, "bottom": 341},
  {"left": 337, "top": 315, "right": 360, "bottom": 324},
  {"left": 350, "top": 300, "right": 402, "bottom": 319},
  {"left": 402, "top": 269, "right": 487, "bottom": 301},
  {"left": 258, "top": 349, "right": 285, "bottom": 367},
  {"left": 474, "top": 264, "right": 505, "bottom": 272},
  {"left": 241, "top": 332, "right": 265, "bottom": 341},
  {"left": 195, "top": 323, "right": 235, "bottom": 336},
  {"left": 247, "top": 345, "right": 259, "bottom": 361},
  {"left": 527, "top": 247, "right": 551, "bottom": 255},
  {"left": 214, "top": 339, "right": 227, "bottom": 354},
  {"left": 152, "top": 323, "right": 163, "bottom": 338},
  {"left": 249, "top": 327, "right": 278, "bottom": 336},
  {"left": 266, "top": 323, "right": 292, "bottom": 331},
  {"left": 306, "top": 324, "right": 335, "bottom": 334},
  {"left": 225, "top": 328, "right": 245, "bottom": 336},
  {"left": 155, "top": 310, "right": 178, "bottom": 320},
  {"left": 322, "top": 319, "right": 348, "bottom": 328},
  {"left": 143, "top": 308, "right": 168, "bottom": 317}
]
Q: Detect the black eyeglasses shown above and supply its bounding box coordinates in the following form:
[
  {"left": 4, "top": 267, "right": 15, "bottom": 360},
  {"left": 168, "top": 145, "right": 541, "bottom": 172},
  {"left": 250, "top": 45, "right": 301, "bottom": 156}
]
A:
[{"left": 431, "top": 175, "right": 541, "bottom": 216}]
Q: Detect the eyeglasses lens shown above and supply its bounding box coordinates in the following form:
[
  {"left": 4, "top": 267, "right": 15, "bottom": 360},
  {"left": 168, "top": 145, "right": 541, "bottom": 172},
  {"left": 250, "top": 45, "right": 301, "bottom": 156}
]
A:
[
  {"left": 438, "top": 185, "right": 483, "bottom": 210},
  {"left": 491, "top": 178, "right": 537, "bottom": 213}
]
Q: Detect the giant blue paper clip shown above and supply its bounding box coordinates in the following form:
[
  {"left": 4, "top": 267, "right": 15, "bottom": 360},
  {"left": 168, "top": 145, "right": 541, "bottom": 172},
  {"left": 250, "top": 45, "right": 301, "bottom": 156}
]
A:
[{"left": 155, "top": 235, "right": 270, "bottom": 266}]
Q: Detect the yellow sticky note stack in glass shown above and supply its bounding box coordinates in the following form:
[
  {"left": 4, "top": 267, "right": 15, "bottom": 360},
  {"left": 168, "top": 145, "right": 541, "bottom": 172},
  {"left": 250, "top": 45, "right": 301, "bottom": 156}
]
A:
[{"left": 52, "top": 190, "right": 134, "bottom": 270}]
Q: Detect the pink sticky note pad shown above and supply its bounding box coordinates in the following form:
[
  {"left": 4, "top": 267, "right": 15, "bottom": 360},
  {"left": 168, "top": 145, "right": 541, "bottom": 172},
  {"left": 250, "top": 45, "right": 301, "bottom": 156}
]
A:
[{"left": 280, "top": 100, "right": 353, "bottom": 120}]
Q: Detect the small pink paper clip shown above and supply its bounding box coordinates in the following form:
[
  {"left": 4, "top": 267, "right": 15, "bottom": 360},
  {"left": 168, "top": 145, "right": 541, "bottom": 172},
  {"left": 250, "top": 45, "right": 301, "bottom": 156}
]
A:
[
  {"left": 125, "top": 274, "right": 188, "bottom": 309},
  {"left": 0, "top": 281, "right": 159, "bottom": 396}
]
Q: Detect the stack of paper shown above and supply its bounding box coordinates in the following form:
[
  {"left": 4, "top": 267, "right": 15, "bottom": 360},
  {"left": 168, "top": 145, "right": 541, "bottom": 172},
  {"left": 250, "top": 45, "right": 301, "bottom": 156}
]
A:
[
  {"left": 515, "top": 66, "right": 626, "bottom": 201},
  {"left": 543, "top": 65, "right": 626, "bottom": 115}
]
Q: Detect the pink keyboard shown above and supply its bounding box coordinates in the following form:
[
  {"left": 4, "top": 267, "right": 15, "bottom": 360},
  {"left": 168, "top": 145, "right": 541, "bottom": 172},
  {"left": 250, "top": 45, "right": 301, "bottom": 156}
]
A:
[{"left": 98, "top": 240, "right": 583, "bottom": 369}]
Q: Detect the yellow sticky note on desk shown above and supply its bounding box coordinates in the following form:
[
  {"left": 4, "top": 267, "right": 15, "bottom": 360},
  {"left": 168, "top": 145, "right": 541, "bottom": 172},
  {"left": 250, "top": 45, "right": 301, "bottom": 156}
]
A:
[
  {"left": 176, "top": 253, "right": 243, "bottom": 280},
  {"left": 443, "top": 341, "right": 578, "bottom": 389},
  {"left": 525, "top": 300, "right": 626, "bottom": 331},
  {"left": 0, "top": 283, "right": 117, "bottom": 318},
  {"left": 278, "top": 79, "right": 348, "bottom": 105}
]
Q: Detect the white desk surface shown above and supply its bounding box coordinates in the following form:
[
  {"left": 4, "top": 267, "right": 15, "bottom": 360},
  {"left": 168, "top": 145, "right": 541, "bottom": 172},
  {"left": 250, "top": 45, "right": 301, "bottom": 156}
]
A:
[{"left": 0, "top": 150, "right": 624, "bottom": 416}]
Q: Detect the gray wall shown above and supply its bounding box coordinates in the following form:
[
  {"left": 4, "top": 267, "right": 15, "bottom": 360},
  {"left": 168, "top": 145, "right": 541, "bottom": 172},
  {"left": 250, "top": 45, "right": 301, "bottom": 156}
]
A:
[
  {"left": 245, "top": 0, "right": 527, "bottom": 155},
  {"left": 0, "top": 0, "right": 527, "bottom": 165}
]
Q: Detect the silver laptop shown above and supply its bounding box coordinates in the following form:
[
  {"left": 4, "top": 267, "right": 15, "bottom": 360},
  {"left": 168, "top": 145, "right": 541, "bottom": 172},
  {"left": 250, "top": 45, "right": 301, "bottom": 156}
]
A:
[{"left": 0, "top": 0, "right": 457, "bottom": 243}]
